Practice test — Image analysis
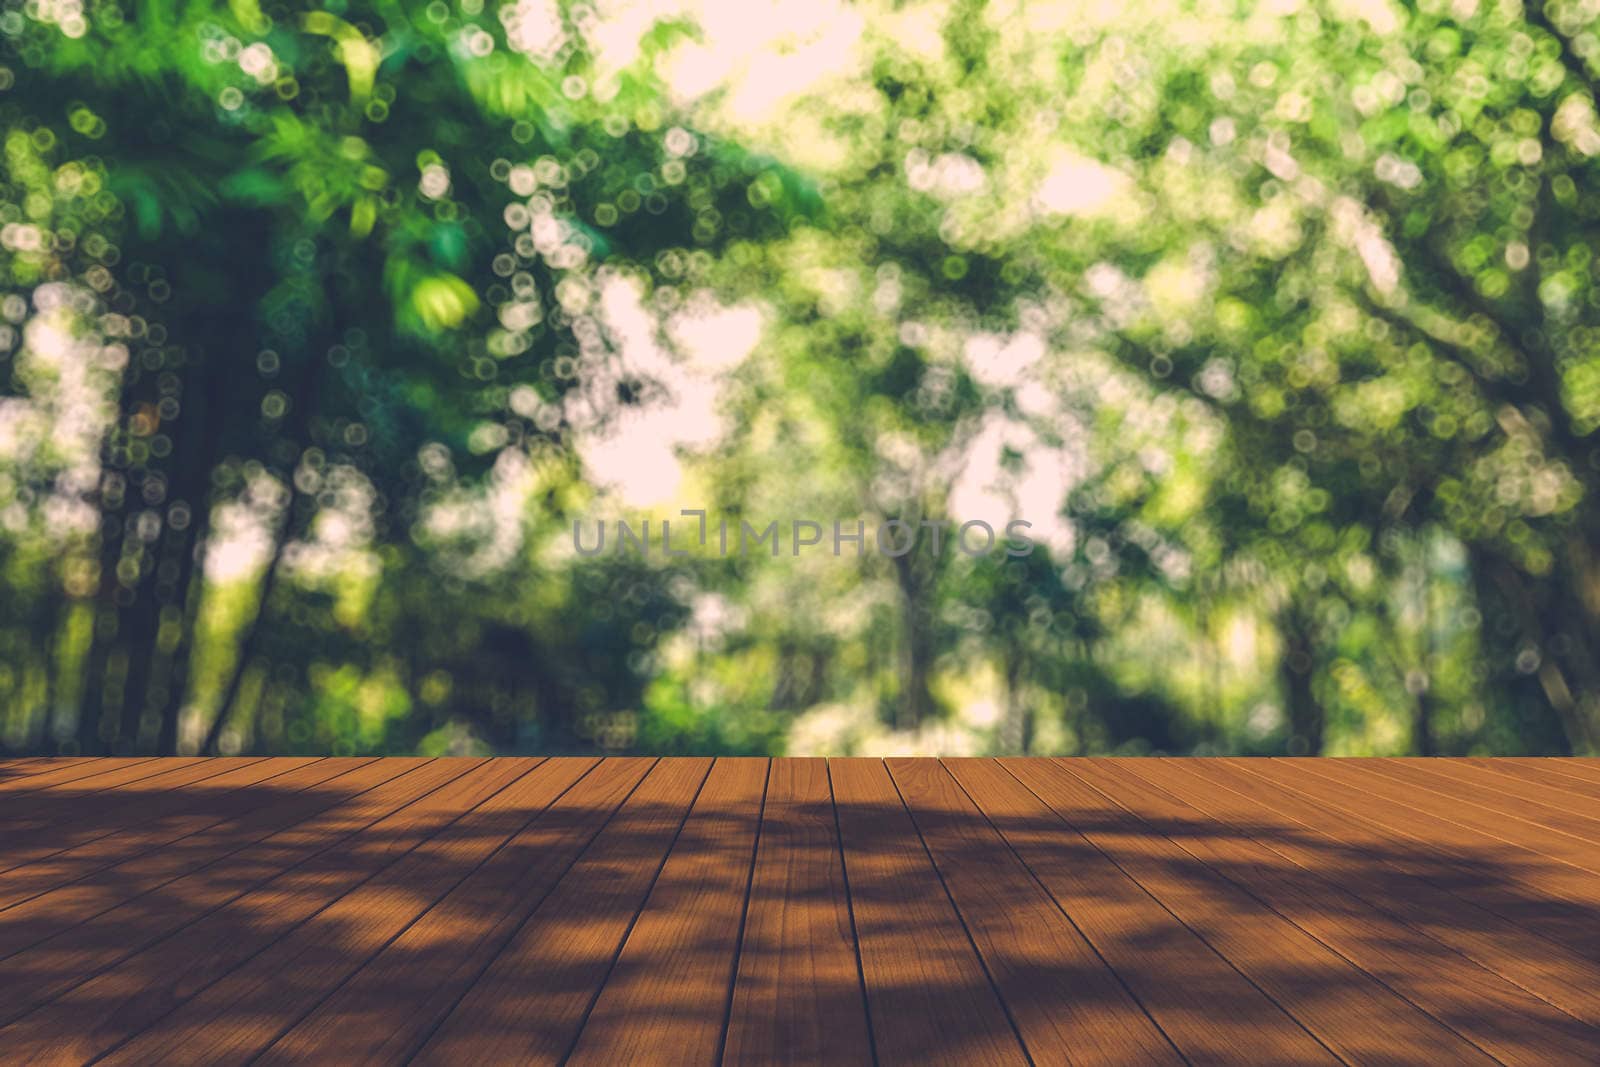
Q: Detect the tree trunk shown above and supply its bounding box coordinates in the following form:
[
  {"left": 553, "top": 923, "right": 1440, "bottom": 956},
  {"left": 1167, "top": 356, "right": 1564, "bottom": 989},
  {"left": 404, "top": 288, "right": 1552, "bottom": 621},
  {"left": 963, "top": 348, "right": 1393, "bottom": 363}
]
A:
[
  {"left": 75, "top": 600, "right": 119, "bottom": 755},
  {"left": 150, "top": 345, "right": 230, "bottom": 755},
  {"left": 113, "top": 543, "right": 170, "bottom": 752},
  {"left": 1398, "top": 538, "right": 1438, "bottom": 757},
  {"left": 1001, "top": 646, "right": 1031, "bottom": 755},
  {"left": 891, "top": 552, "right": 936, "bottom": 732},
  {"left": 199, "top": 527, "right": 290, "bottom": 756},
  {"left": 154, "top": 538, "right": 205, "bottom": 756},
  {"left": 1276, "top": 598, "right": 1324, "bottom": 755},
  {"left": 1411, "top": 687, "right": 1438, "bottom": 757},
  {"left": 1470, "top": 543, "right": 1586, "bottom": 754},
  {"left": 196, "top": 329, "right": 325, "bottom": 756},
  {"left": 1546, "top": 531, "right": 1600, "bottom": 754}
]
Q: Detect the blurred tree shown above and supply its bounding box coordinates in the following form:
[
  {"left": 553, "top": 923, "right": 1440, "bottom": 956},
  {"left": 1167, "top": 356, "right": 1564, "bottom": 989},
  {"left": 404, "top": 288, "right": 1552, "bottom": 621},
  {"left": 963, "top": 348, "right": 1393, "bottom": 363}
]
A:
[
  {"left": 1, "top": 0, "right": 812, "bottom": 754},
  {"left": 3, "top": 0, "right": 1599, "bottom": 759},
  {"left": 1046, "top": 0, "right": 1600, "bottom": 751},
  {"left": 656, "top": 0, "right": 1600, "bottom": 755}
]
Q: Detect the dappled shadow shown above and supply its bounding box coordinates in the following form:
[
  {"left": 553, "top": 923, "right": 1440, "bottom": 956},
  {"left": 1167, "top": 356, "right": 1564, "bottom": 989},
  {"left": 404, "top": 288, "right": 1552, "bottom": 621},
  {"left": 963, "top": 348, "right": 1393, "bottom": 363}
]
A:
[
  {"left": 0, "top": 757, "right": 142, "bottom": 793},
  {"left": 0, "top": 758, "right": 1596, "bottom": 1064}
]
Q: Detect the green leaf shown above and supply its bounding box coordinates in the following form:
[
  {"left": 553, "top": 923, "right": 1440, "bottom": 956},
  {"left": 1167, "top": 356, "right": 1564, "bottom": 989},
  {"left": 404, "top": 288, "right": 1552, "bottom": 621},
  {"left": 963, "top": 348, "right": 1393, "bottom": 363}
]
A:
[
  {"left": 428, "top": 223, "right": 468, "bottom": 271},
  {"left": 410, "top": 272, "right": 479, "bottom": 332},
  {"left": 219, "top": 167, "right": 290, "bottom": 207}
]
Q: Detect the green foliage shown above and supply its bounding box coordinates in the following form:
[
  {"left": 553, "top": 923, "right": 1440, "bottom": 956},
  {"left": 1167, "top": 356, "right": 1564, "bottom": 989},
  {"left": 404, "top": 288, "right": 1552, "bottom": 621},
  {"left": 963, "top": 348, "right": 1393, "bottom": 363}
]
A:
[{"left": 2, "top": 0, "right": 1599, "bottom": 758}]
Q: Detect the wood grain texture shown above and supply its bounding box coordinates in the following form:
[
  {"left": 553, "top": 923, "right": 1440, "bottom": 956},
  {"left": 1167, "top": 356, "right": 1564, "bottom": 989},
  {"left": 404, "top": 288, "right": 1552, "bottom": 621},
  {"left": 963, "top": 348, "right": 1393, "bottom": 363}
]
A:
[
  {"left": 1228, "top": 757, "right": 1600, "bottom": 958},
  {"left": 1293, "top": 759, "right": 1600, "bottom": 870},
  {"left": 0, "top": 758, "right": 472, "bottom": 1060},
  {"left": 410, "top": 757, "right": 714, "bottom": 1066},
  {"left": 1081, "top": 759, "right": 1599, "bottom": 1065},
  {"left": 257, "top": 757, "right": 652, "bottom": 1066},
  {"left": 888, "top": 757, "right": 1182, "bottom": 1066},
  {"left": 566, "top": 758, "right": 769, "bottom": 1066},
  {"left": 830, "top": 757, "right": 1028, "bottom": 1067},
  {"left": 1371, "top": 758, "right": 1600, "bottom": 842},
  {"left": 0, "top": 757, "right": 406, "bottom": 967},
  {"left": 0, "top": 758, "right": 157, "bottom": 796},
  {"left": 943, "top": 758, "right": 1338, "bottom": 1065},
  {"left": 1458, "top": 757, "right": 1600, "bottom": 800},
  {"left": 0, "top": 757, "right": 93, "bottom": 778},
  {"left": 0, "top": 757, "right": 267, "bottom": 850},
  {"left": 1, "top": 756, "right": 1597, "bottom": 1065},
  {"left": 97, "top": 758, "right": 558, "bottom": 1066},
  {"left": 1008, "top": 759, "right": 1498, "bottom": 1065},
  {"left": 1165, "top": 758, "right": 1600, "bottom": 1025},
  {"left": 0, "top": 760, "right": 188, "bottom": 828},
  {"left": 1292, "top": 757, "right": 1600, "bottom": 886},
  {"left": 722, "top": 758, "right": 873, "bottom": 1067},
  {"left": 1544, "top": 758, "right": 1600, "bottom": 783},
  {"left": 0, "top": 757, "right": 328, "bottom": 908}
]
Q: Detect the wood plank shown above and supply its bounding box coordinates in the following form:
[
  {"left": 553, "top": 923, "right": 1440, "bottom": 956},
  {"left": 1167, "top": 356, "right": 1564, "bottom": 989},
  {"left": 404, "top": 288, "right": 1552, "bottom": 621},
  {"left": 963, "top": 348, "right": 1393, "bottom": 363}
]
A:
[
  {"left": 830, "top": 757, "right": 1027, "bottom": 1067},
  {"left": 1079, "top": 759, "right": 1590, "bottom": 1064},
  {"left": 256, "top": 758, "right": 656, "bottom": 1066},
  {"left": 0, "top": 757, "right": 272, "bottom": 853},
  {"left": 0, "top": 757, "right": 157, "bottom": 796},
  {"left": 97, "top": 757, "right": 574, "bottom": 1065},
  {"left": 566, "top": 758, "right": 769, "bottom": 1065},
  {"left": 1369, "top": 759, "right": 1600, "bottom": 838},
  {"left": 1006, "top": 759, "right": 1497, "bottom": 1065},
  {"left": 0, "top": 758, "right": 324, "bottom": 901},
  {"left": 1287, "top": 759, "right": 1600, "bottom": 875},
  {"left": 0, "top": 758, "right": 465, "bottom": 1045},
  {"left": 1464, "top": 758, "right": 1600, "bottom": 800},
  {"left": 1228, "top": 757, "right": 1600, "bottom": 959},
  {"left": 0, "top": 759, "right": 498, "bottom": 1064},
  {"left": 722, "top": 758, "right": 874, "bottom": 1067},
  {"left": 1405, "top": 756, "right": 1600, "bottom": 809},
  {"left": 888, "top": 757, "right": 1183, "bottom": 1065},
  {"left": 0, "top": 758, "right": 180, "bottom": 810},
  {"left": 1118, "top": 759, "right": 1600, "bottom": 1059},
  {"left": 1171, "top": 758, "right": 1600, "bottom": 1023},
  {"left": 0, "top": 757, "right": 285, "bottom": 857},
  {"left": 943, "top": 758, "right": 1337, "bottom": 1065},
  {"left": 410, "top": 757, "right": 714, "bottom": 1066},
  {"left": 1545, "top": 758, "right": 1600, "bottom": 784},
  {"left": 1, "top": 758, "right": 179, "bottom": 802},
  {"left": 1, "top": 756, "right": 1596, "bottom": 1061},
  {"left": 0, "top": 758, "right": 232, "bottom": 862},
  {"left": 0, "top": 757, "right": 397, "bottom": 962},
  {"left": 0, "top": 758, "right": 94, "bottom": 779},
  {"left": 1548, "top": 758, "right": 1600, "bottom": 783}
]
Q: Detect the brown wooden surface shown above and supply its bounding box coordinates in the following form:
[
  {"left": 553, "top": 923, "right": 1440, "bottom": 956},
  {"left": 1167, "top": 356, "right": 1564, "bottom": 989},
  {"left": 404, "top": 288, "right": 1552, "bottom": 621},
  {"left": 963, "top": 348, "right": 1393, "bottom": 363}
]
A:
[{"left": 1, "top": 757, "right": 1598, "bottom": 1065}]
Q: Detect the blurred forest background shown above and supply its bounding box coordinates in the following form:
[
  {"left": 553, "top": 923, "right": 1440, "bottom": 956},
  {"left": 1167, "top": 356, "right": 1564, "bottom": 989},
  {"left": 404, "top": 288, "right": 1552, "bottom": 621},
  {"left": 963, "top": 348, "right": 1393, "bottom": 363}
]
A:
[{"left": 3, "top": 0, "right": 1600, "bottom": 758}]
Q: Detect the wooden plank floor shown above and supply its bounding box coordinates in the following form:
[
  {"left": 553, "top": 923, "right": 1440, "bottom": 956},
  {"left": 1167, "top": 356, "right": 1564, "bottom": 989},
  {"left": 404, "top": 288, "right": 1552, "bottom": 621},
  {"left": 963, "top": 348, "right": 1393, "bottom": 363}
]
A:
[{"left": 2, "top": 757, "right": 1598, "bottom": 1064}]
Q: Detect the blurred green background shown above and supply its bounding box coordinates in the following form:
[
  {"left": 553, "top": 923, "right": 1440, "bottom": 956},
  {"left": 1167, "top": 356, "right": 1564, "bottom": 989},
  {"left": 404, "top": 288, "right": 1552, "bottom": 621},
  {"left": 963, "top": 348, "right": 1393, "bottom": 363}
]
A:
[{"left": 3, "top": 0, "right": 1600, "bottom": 758}]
